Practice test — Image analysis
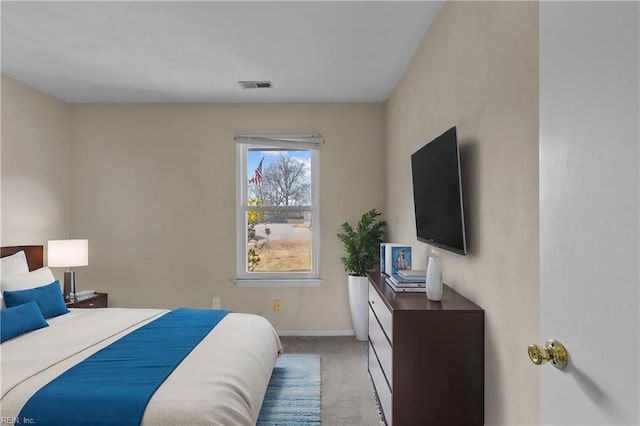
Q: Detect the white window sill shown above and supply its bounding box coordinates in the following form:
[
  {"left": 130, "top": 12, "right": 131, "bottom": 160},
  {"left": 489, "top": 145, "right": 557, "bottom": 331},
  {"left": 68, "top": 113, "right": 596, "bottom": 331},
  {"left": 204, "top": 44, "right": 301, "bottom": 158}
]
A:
[{"left": 233, "top": 278, "right": 323, "bottom": 288}]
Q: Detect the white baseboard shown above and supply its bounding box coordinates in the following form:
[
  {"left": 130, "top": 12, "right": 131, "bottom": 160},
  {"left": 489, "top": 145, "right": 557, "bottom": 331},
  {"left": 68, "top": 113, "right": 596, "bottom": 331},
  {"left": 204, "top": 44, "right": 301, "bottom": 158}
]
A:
[{"left": 277, "top": 329, "right": 355, "bottom": 337}]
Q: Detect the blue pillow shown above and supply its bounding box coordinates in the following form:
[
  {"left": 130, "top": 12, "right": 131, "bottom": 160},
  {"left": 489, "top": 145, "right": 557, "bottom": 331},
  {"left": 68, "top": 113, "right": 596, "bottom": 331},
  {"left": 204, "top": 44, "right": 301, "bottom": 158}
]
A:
[
  {"left": 1, "top": 300, "right": 49, "bottom": 343},
  {"left": 3, "top": 280, "right": 70, "bottom": 319}
]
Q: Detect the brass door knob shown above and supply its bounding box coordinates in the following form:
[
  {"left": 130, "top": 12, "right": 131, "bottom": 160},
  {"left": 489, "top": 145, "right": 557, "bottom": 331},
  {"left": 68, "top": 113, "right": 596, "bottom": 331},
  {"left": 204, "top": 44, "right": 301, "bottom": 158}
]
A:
[{"left": 528, "top": 339, "right": 568, "bottom": 369}]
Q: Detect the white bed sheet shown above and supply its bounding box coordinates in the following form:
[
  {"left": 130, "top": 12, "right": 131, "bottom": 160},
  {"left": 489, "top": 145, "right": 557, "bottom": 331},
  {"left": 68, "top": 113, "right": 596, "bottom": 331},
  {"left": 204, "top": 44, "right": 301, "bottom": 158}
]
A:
[{"left": 0, "top": 308, "right": 282, "bottom": 425}]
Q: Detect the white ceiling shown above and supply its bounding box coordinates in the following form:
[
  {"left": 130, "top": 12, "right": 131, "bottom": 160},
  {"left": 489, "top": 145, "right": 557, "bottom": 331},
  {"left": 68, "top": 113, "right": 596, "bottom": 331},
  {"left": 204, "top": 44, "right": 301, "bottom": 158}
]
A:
[{"left": 1, "top": 1, "right": 443, "bottom": 103}]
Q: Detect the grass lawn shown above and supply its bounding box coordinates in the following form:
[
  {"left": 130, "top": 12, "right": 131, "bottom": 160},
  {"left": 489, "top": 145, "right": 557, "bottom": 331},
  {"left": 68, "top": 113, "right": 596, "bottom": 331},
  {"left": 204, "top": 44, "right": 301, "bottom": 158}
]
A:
[{"left": 252, "top": 238, "right": 312, "bottom": 272}]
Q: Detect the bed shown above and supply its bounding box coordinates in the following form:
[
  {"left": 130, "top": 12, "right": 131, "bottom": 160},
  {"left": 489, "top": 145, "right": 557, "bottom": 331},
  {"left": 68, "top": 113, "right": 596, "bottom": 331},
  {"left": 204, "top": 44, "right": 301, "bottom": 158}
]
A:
[{"left": 0, "top": 245, "right": 282, "bottom": 425}]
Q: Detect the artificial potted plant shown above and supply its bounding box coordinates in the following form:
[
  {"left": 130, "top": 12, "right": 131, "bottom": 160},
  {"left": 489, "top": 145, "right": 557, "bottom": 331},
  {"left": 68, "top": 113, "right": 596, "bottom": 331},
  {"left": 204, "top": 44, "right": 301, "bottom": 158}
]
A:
[{"left": 337, "top": 209, "right": 386, "bottom": 341}]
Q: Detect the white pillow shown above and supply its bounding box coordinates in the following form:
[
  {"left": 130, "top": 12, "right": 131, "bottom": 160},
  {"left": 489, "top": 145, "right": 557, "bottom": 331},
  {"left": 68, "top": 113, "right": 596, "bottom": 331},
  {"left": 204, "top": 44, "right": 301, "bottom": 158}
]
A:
[
  {"left": 1, "top": 251, "right": 29, "bottom": 278},
  {"left": 2, "top": 267, "right": 56, "bottom": 292},
  {"left": 1, "top": 250, "right": 31, "bottom": 308}
]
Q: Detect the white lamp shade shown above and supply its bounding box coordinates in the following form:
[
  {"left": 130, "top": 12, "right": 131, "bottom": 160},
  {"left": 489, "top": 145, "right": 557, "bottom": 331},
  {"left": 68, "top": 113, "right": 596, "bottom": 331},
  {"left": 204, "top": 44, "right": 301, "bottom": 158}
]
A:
[{"left": 47, "top": 239, "right": 89, "bottom": 267}]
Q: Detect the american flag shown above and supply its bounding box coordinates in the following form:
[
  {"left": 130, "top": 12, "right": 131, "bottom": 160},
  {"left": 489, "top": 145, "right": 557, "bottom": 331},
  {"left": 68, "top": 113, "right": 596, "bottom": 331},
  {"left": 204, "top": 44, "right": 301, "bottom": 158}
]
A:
[{"left": 249, "top": 157, "right": 264, "bottom": 187}]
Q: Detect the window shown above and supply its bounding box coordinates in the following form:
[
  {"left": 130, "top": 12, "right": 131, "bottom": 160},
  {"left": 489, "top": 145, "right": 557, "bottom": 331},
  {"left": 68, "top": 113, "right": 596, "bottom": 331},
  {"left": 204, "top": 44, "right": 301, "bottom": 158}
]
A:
[{"left": 235, "top": 135, "right": 321, "bottom": 286}]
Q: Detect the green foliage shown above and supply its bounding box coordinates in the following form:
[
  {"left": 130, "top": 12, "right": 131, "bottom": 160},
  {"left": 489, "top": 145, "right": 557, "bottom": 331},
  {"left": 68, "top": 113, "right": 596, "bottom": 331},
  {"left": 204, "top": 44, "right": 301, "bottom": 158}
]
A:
[
  {"left": 247, "top": 198, "right": 264, "bottom": 227},
  {"left": 247, "top": 198, "right": 264, "bottom": 271},
  {"left": 337, "top": 209, "right": 386, "bottom": 277},
  {"left": 248, "top": 242, "right": 264, "bottom": 272}
]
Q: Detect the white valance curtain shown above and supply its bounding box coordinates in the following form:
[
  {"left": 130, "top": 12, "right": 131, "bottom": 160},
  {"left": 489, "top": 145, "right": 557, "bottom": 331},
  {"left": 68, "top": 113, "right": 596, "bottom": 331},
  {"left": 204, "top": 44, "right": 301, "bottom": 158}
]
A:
[{"left": 234, "top": 134, "right": 321, "bottom": 149}]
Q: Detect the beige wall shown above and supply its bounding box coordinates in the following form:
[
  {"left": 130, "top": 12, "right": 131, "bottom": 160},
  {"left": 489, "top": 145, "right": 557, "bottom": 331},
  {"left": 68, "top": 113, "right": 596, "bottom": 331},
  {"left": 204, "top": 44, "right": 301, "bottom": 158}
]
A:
[
  {"left": 68, "top": 103, "right": 385, "bottom": 332},
  {"left": 385, "top": 2, "right": 539, "bottom": 425},
  {"left": 1, "top": 76, "right": 69, "bottom": 246}
]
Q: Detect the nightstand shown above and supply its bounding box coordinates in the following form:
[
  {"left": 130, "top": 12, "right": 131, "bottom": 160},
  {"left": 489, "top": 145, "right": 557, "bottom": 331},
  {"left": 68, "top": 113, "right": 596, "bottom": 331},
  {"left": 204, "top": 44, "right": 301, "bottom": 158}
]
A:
[{"left": 66, "top": 292, "right": 108, "bottom": 308}]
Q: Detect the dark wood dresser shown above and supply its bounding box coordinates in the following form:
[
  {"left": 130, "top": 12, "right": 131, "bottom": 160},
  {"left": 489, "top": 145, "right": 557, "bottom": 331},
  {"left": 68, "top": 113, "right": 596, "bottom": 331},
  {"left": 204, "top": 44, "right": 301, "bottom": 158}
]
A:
[{"left": 367, "top": 272, "right": 484, "bottom": 425}]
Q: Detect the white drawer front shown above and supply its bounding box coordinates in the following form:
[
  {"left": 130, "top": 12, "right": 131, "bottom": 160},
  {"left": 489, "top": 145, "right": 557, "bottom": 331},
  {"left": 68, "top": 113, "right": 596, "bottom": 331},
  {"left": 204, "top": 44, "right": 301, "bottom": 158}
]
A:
[
  {"left": 368, "top": 342, "right": 392, "bottom": 425},
  {"left": 369, "top": 283, "right": 393, "bottom": 342},
  {"left": 369, "top": 307, "right": 393, "bottom": 384}
]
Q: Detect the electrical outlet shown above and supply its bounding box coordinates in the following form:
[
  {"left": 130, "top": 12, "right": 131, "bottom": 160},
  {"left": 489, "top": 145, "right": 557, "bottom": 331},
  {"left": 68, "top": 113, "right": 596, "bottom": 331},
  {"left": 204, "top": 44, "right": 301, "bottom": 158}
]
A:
[
  {"left": 211, "top": 297, "right": 221, "bottom": 309},
  {"left": 274, "top": 299, "right": 282, "bottom": 312}
]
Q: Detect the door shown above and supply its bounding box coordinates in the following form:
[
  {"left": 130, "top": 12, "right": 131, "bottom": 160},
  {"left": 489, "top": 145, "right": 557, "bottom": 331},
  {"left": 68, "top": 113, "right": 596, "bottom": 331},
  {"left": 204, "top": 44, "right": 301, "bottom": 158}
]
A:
[{"left": 540, "top": 2, "right": 639, "bottom": 424}]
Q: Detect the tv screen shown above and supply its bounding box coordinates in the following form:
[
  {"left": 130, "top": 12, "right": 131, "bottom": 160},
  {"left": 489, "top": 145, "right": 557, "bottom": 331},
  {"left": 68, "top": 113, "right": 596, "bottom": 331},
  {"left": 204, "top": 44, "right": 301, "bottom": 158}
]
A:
[{"left": 411, "top": 126, "right": 467, "bottom": 255}]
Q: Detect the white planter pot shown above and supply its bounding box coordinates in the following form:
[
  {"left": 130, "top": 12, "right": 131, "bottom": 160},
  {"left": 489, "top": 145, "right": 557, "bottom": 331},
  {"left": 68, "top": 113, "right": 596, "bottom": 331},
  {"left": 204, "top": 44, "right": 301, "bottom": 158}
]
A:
[{"left": 347, "top": 275, "right": 369, "bottom": 341}]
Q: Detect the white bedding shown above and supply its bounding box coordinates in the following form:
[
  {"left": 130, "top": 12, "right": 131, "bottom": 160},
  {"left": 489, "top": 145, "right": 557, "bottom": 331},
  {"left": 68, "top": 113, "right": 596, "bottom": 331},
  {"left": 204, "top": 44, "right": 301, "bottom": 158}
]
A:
[{"left": 0, "top": 308, "right": 282, "bottom": 425}]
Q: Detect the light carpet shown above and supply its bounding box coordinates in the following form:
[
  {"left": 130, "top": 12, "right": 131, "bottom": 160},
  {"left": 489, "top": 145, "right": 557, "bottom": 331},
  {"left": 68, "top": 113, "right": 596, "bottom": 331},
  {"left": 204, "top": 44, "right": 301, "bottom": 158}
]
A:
[
  {"left": 279, "top": 336, "right": 383, "bottom": 426},
  {"left": 257, "top": 354, "right": 321, "bottom": 425}
]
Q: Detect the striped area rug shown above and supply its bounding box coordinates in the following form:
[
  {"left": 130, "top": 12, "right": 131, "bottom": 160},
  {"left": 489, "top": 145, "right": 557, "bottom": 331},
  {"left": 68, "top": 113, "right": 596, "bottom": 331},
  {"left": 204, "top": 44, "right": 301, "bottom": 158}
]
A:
[{"left": 257, "top": 354, "right": 321, "bottom": 425}]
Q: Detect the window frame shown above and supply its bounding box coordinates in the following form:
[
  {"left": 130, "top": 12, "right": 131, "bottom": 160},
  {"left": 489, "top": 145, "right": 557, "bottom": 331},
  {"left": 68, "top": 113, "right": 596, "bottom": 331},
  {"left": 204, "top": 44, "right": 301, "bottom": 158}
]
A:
[{"left": 234, "top": 135, "right": 321, "bottom": 287}]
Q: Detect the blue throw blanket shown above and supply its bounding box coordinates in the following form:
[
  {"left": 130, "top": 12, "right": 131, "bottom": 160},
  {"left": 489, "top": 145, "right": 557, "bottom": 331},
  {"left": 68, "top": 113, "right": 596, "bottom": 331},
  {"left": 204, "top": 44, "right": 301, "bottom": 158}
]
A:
[{"left": 19, "top": 308, "right": 229, "bottom": 426}]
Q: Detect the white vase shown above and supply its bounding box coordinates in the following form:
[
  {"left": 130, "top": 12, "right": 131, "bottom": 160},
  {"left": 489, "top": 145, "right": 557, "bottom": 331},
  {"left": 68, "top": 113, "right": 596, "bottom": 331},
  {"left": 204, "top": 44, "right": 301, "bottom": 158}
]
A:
[
  {"left": 425, "top": 253, "right": 443, "bottom": 301},
  {"left": 347, "top": 275, "right": 369, "bottom": 341}
]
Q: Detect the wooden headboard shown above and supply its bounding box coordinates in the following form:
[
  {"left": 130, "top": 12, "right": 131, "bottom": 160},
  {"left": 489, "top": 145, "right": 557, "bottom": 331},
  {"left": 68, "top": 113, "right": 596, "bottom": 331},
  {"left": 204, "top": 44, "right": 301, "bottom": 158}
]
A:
[{"left": 1, "top": 245, "right": 44, "bottom": 271}]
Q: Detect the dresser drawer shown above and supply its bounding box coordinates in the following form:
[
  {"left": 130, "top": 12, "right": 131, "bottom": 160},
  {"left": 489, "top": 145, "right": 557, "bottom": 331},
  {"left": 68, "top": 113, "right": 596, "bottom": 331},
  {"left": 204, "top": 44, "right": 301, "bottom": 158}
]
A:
[
  {"left": 369, "top": 283, "right": 393, "bottom": 342},
  {"left": 368, "top": 342, "right": 392, "bottom": 426},
  {"left": 369, "top": 307, "right": 393, "bottom": 385}
]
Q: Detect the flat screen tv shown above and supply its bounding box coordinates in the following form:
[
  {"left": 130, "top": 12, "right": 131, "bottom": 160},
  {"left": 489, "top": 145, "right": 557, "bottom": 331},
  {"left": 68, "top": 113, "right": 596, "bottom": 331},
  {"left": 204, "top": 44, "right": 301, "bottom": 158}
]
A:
[{"left": 411, "top": 126, "right": 467, "bottom": 255}]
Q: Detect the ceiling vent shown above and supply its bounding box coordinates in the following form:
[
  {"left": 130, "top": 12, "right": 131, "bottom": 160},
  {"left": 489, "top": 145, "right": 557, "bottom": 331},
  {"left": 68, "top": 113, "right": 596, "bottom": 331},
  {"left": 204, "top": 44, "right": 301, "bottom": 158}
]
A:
[{"left": 239, "top": 80, "right": 273, "bottom": 89}]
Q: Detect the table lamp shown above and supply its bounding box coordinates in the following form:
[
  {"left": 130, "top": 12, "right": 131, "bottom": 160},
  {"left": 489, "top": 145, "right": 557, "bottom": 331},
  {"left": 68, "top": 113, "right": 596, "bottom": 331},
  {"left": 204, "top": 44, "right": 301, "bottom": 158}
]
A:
[{"left": 47, "top": 239, "right": 88, "bottom": 301}]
